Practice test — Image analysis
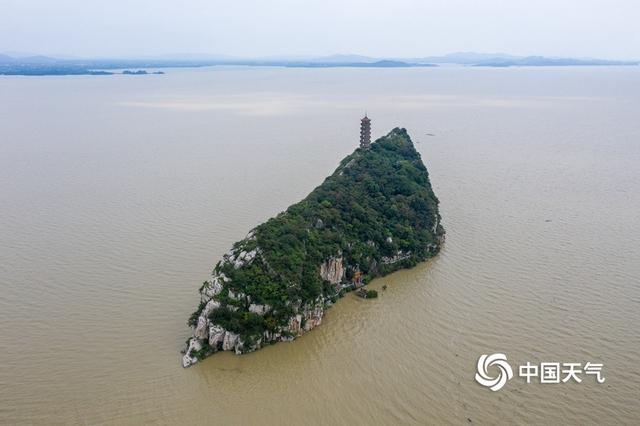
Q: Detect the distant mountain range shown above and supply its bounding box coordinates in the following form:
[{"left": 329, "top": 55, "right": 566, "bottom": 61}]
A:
[
  {"left": 311, "top": 52, "right": 639, "bottom": 67},
  {"left": 0, "top": 51, "right": 637, "bottom": 75}
]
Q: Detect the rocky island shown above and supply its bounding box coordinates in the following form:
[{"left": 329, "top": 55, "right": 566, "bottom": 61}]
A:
[{"left": 183, "top": 127, "right": 444, "bottom": 367}]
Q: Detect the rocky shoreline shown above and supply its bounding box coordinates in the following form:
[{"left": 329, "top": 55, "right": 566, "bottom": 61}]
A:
[
  {"left": 182, "top": 247, "right": 345, "bottom": 367},
  {"left": 182, "top": 232, "right": 443, "bottom": 367}
]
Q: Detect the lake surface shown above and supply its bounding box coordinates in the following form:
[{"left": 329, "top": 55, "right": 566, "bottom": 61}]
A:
[{"left": 1, "top": 66, "right": 639, "bottom": 425}]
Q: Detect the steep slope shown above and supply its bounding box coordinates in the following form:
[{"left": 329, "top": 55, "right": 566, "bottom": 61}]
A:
[{"left": 183, "top": 128, "right": 444, "bottom": 367}]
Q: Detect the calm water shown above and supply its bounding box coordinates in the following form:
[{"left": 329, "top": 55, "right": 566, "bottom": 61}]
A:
[{"left": 1, "top": 66, "right": 639, "bottom": 425}]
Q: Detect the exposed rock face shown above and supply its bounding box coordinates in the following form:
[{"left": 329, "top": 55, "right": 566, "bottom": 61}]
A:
[
  {"left": 232, "top": 249, "right": 257, "bottom": 269},
  {"left": 249, "top": 303, "right": 271, "bottom": 315},
  {"left": 222, "top": 332, "right": 239, "bottom": 351},
  {"left": 208, "top": 325, "right": 225, "bottom": 347},
  {"left": 182, "top": 273, "right": 329, "bottom": 367},
  {"left": 182, "top": 128, "right": 444, "bottom": 367},
  {"left": 302, "top": 303, "right": 324, "bottom": 332},
  {"left": 194, "top": 316, "right": 209, "bottom": 340},
  {"left": 201, "top": 275, "right": 225, "bottom": 302},
  {"left": 320, "top": 257, "right": 345, "bottom": 285},
  {"left": 202, "top": 299, "right": 220, "bottom": 317},
  {"left": 288, "top": 314, "right": 303, "bottom": 335},
  {"left": 381, "top": 251, "right": 412, "bottom": 265},
  {"left": 182, "top": 338, "right": 203, "bottom": 368},
  {"left": 282, "top": 301, "right": 324, "bottom": 336}
]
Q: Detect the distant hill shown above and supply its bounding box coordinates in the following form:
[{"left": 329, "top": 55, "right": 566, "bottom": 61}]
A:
[
  {"left": 411, "top": 51, "right": 521, "bottom": 64},
  {"left": 313, "top": 54, "right": 378, "bottom": 63},
  {"left": 286, "top": 59, "right": 435, "bottom": 68},
  {"left": 1, "top": 51, "right": 638, "bottom": 75},
  {"left": 473, "top": 55, "right": 639, "bottom": 67}
]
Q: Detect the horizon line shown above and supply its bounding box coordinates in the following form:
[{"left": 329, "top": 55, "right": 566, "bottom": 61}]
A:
[{"left": 2, "top": 50, "right": 639, "bottom": 62}]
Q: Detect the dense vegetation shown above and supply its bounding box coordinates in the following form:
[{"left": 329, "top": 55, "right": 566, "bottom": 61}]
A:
[{"left": 190, "top": 128, "right": 443, "bottom": 345}]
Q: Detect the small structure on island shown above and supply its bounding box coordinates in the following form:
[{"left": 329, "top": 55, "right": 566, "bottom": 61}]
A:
[
  {"left": 359, "top": 114, "right": 371, "bottom": 148},
  {"left": 352, "top": 270, "right": 364, "bottom": 288}
]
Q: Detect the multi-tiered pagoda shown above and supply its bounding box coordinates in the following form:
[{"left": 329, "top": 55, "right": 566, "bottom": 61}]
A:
[{"left": 359, "top": 114, "right": 371, "bottom": 149}]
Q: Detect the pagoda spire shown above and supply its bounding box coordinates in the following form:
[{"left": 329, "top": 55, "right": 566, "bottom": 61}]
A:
[{"left": 359, "top": 114, "right": 371, "bottom": 149}]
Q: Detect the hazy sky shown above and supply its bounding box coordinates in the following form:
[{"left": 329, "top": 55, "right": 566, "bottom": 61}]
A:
[{"left": 1, "top": 0, "right": 638, "bottom": 59}]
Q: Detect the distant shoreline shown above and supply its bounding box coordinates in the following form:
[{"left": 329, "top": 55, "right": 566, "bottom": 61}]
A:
[
  {"left": 0, "top": 68, "right": 166, "bottom": 76},
  {"left": 1, "top": 51, "right": 638, "bottom": 76}
]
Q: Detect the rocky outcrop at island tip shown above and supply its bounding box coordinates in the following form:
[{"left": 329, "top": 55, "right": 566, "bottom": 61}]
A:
[{"left": 183, "top": 128, "right": 444, "bottom": 367}]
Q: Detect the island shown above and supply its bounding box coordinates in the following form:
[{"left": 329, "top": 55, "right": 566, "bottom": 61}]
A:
[
  {"left": 121, "top": 69, "right": 165, "bottom": 75},
  {"left": 182, "top": 125, "right": 444, "bottom": 367}
]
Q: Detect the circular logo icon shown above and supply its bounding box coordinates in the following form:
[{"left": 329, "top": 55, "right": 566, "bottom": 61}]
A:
[{"left": 475, "top": 353, "right": 513, "bottom": 391}]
